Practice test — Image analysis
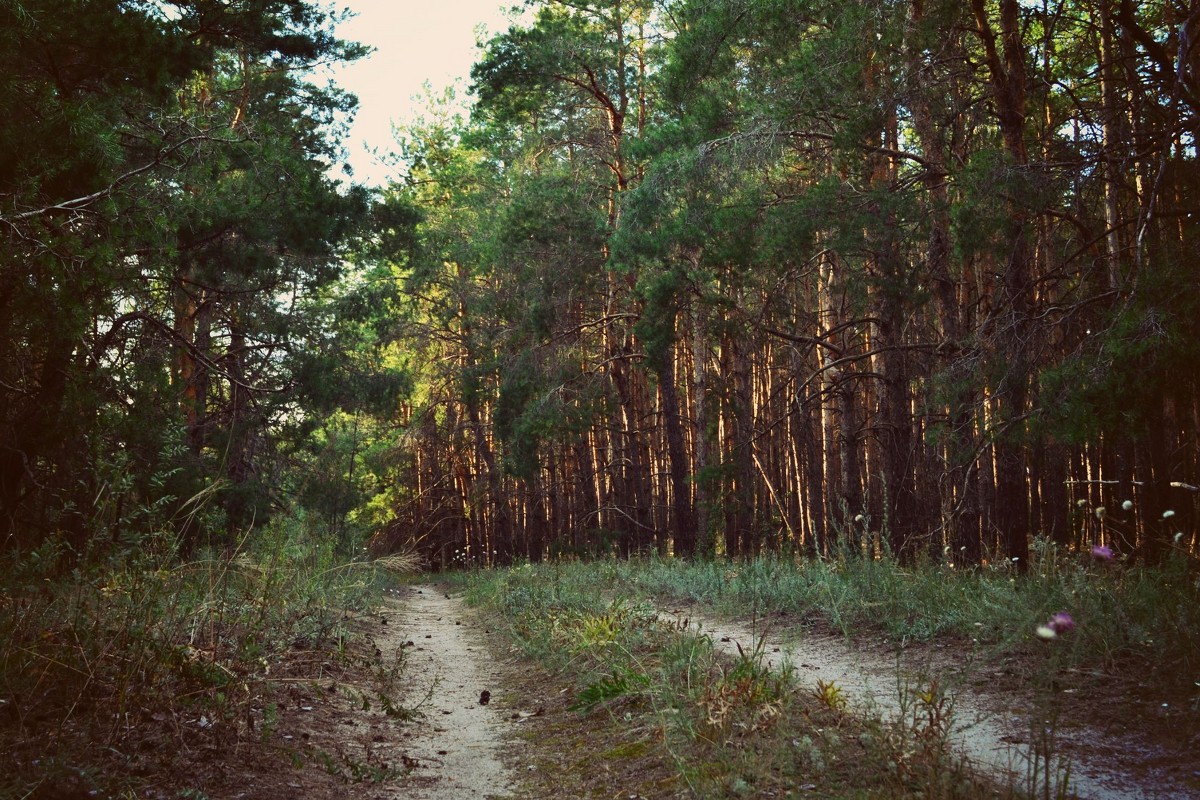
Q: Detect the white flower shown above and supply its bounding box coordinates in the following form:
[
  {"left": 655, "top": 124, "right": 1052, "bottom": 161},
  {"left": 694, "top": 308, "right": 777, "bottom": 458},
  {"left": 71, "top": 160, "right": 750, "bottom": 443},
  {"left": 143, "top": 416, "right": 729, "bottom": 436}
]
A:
[
  {"left": 1076, "top": 499, "right": 1088, "bottom": 508},
  {"left": 1163, "top": 509, "right": 1176, "bottom": 519},
  {"left": 1122, "top": 500, "right": 1134, "bottom": 511},
  {"left": 1174, "top": 532, "right": 1184, "bottom": 543},
  {"left": 1094, "top": 507, "right": 1106, "bottom": 519},
  {"left": 1035, "top": 625, "right": 1057, "bottom": 641}
]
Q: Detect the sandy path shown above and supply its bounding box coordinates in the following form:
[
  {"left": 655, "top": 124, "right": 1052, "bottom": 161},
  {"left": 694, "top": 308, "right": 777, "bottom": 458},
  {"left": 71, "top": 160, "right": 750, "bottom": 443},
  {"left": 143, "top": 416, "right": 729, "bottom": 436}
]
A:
[
  {"left": 367, "top": 586, "right": 1190, "bottom": 799},
  {"left": 383, "top": 585, "right": 515, "bottom": 799},
  {"left": 665, "top": 610, "right": 1195, "bottom": 800}
]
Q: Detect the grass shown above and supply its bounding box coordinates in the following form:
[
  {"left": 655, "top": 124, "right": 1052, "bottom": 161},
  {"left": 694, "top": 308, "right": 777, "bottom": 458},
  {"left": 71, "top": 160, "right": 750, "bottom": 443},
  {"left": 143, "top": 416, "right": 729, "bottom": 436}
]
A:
[
  {"left": 505, "top": 539, "right": 1199, "bottom": 689},
  {"left": 459, "top": 562, "right": 1010, "bottom": 798},
  {"left": 0, "top": 518, "right": 419, "bottom": 799},
  {"left": 13, "top": 516, "right": 1188, "bottom": 798},
  {"left": 451, "top": 542, "right": 1199, "bottom": 797}
]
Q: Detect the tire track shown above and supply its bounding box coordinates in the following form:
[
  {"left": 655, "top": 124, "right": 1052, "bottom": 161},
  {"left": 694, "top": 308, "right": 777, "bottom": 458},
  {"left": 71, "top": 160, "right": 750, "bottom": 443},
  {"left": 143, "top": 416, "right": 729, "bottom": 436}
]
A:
[
  {"left": 382, "top": 585, "right": 515, "bottom": 799},
  {"left": 664, "top": 608, "right": 1194, "bottom": 800}
]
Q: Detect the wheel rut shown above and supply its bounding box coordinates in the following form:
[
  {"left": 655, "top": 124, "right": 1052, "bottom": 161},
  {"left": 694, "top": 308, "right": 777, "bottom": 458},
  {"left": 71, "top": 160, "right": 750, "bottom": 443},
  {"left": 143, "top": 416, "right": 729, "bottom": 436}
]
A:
[
  {"left": 664, "top": 608, "right": 1196, "bottom": 800},
  {"left": 382, "top": 584, "right": 515, "bottom": 799}
]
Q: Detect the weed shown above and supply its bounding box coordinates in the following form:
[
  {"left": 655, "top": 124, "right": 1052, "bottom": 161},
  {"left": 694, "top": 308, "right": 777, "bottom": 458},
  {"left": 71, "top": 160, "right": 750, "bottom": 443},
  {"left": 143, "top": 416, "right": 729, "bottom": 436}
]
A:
[
  {"left": 814, "top": 678, "right": 848, "bottom": 711},
  {"left": 571, "top": 666, "right": 651, "bottom": 712}
]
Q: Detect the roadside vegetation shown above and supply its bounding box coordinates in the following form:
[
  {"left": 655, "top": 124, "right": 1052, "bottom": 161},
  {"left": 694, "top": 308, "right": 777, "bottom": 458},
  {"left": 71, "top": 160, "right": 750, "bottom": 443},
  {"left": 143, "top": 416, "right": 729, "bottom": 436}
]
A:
[
  {"left": 457, "top": 540, "right": 1200, "bottom": 797},
  {"left": 601, "top": 541, "right": 1199, "bottom": 689},
  {"left": 462, "top": 561, "right": 1007, "bottom": 798},
  {"left": 0, "top": 517, "right": 415, "bottom": 799}
]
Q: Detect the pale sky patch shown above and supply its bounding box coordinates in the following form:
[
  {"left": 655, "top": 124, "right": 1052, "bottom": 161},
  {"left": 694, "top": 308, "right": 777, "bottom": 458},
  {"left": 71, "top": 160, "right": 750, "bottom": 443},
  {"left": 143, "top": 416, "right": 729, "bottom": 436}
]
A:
[{"left": 327, "top": 1, "right": 524, "bottom": 186}]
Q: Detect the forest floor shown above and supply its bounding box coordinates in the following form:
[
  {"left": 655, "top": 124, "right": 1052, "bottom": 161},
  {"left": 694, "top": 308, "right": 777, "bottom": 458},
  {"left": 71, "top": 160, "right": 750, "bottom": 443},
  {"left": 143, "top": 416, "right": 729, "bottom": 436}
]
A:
[
  {"left": 666, "top": 607, "right": 1200, "bottom": 800},
  {"left": 146, "top": 584, "right": 519, "bottom": 800},
  {"left": 148, "top": 583, "right": 1198, "bottom": 799}
]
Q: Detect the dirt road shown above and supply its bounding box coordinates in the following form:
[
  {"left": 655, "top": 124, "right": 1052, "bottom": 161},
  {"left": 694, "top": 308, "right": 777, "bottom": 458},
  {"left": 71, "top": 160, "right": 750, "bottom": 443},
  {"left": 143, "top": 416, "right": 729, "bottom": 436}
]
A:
[
  {"left": 384, "top": 585, "right": 516, "bottom": 799},
  {"left": 216, "top": 586, "right": 1193, "bottom": 800},
  {"left": 377, "top": 590, "right": 1194, "bottom": 799},
  {"left": 667, "top": 609, "right": 1197, "bottom": 800}
]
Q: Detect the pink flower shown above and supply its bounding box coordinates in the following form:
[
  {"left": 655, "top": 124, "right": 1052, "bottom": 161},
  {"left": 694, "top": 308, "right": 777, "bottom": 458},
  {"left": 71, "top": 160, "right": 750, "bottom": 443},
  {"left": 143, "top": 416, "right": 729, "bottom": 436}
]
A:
[
  {"left": 1090, "top": 544, "right": 1113, "bottom": 561},
  {"left": 1048, "top": 612, "right": 1075, "bottom": 634}
]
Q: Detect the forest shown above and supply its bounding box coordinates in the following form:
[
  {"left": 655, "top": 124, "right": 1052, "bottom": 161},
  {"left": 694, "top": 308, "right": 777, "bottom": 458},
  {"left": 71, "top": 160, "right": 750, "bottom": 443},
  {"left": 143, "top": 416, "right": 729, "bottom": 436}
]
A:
[
  {"left": 2, "top": 0, "right": 1200, "bottom": 575},
  {"left": 3, "top": 1, "right": 1200, "bottom": 797},
  {"left": 3, "top": 0, "right": 1198, "bottom": 571}
]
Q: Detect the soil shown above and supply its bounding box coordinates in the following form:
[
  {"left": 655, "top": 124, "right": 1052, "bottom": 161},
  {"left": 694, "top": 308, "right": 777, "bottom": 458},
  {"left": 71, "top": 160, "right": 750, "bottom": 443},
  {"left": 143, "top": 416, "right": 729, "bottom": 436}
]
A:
[
  {"left": 380, "top": 585, "right": 515, "bottom": 798},
  {"left": 125, "top": 584, "right": 518, "bottom": 800},
  {"left": 664, "top": 607, "right": 1200, "bottom": 800},
  {"left": 125, "top": 586, "right": 1196, "bottom": 800}
]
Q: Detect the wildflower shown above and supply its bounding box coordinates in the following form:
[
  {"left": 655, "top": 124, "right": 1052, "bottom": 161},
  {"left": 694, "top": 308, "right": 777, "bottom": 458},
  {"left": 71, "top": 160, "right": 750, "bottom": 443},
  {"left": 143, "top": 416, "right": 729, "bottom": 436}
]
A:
[
  {"left": 1076, "top": 499, "right": 1088, "bottom": 508},
  {"left": 1035, "top": 625, "right": 1057, "bottom": 641},
  {"left": 1048, "top": 612, "right": 1075, "bottom": 633},
  {"left": 1174, "top": 532, "right": 1184, "bottom": 544},
  {"left": 1090, "top": 544, "right": 1114, "bottom": 561},
  {"left": 1162, "top": 509, "right": 1176, "bottom": 519},
  {"left": 1122, "top": 500, "right": 1134, "bottom": 511},
  {"left": 1094, "top": 507, "right": 1106, "bottom": 519},
  {"left": 854, "top": 514, "right": 865, "bottom": 524}
]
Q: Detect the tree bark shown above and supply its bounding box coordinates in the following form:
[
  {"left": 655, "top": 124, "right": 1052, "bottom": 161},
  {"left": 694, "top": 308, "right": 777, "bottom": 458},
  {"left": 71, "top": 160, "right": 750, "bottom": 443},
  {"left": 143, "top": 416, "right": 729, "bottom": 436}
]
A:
[{"left": 971, "top": 0, "right": 1033, "bottom": 567}]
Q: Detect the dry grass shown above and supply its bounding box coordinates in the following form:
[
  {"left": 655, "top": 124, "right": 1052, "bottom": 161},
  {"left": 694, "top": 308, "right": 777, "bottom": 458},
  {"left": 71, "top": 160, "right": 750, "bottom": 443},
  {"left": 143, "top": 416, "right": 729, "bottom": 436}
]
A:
[
  {"left": 0, "top": 539, "right": 397, "bottom": 798},
  {"left": 372, "top": 551, "right": 424, "bottom": 575}
]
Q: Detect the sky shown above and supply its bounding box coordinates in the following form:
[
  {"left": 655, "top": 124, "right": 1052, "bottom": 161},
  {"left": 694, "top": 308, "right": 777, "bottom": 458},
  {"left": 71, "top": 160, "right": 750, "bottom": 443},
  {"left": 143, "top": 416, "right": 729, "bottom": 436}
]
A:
[{"left": 326, "top": 1, "right": 524, "bottom": 186}]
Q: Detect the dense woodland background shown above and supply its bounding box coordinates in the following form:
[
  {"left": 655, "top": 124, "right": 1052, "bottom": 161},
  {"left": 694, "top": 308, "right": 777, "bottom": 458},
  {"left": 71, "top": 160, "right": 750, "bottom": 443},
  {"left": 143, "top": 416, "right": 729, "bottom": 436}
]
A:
[{"left": 3, "top": 0, "right": 1199, "bottom": 572}]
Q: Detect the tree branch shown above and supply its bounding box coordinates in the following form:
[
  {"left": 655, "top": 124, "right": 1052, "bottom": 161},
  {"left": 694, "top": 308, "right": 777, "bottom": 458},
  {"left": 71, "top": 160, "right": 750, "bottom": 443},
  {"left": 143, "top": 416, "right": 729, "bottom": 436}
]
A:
[{"left": 1, "top": 134, "right": 238, "bottom": 225}]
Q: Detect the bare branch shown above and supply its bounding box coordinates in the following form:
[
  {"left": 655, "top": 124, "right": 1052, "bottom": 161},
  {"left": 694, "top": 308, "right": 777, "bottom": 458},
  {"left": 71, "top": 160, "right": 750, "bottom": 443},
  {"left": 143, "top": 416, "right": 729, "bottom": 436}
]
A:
[{"left": 1, "top": 134, "right": 238, "bottom": 225}]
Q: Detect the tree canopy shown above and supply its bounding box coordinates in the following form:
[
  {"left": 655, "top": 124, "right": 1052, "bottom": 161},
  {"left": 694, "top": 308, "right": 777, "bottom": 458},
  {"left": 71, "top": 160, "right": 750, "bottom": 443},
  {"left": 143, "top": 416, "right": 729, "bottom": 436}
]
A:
[
  {"left": 369, "top": 0, "right": 1200, "bottom": 568},
  {"left": 3, "top": 0, "right": 1197, "bottom": 571}
]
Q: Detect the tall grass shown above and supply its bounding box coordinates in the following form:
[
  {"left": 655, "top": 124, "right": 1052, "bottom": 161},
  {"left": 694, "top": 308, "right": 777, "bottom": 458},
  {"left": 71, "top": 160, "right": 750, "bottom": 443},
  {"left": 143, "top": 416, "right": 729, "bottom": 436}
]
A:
[
  {"left": 458, "top": 541, "right": 1198, "bottom": 687},
  {"left": 645, "top": 544, "right": 1193, "bottom": 678},
  {"left": 0, "top": 514, "right": 408, "bottom": 798}
]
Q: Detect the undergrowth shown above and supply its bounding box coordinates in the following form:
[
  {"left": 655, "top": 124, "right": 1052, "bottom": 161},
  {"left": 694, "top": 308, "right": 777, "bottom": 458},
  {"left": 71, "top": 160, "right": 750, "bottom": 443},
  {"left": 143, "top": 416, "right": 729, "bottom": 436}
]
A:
[
  {"left": 463, "top": 564, "right": 1008, "bottom": 798},
  {"left": 481, "top": 540, "right": 1199, "bottom": 688},
  {"left": 0, "top": 516, "right": 413, "bottom": 799}
]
